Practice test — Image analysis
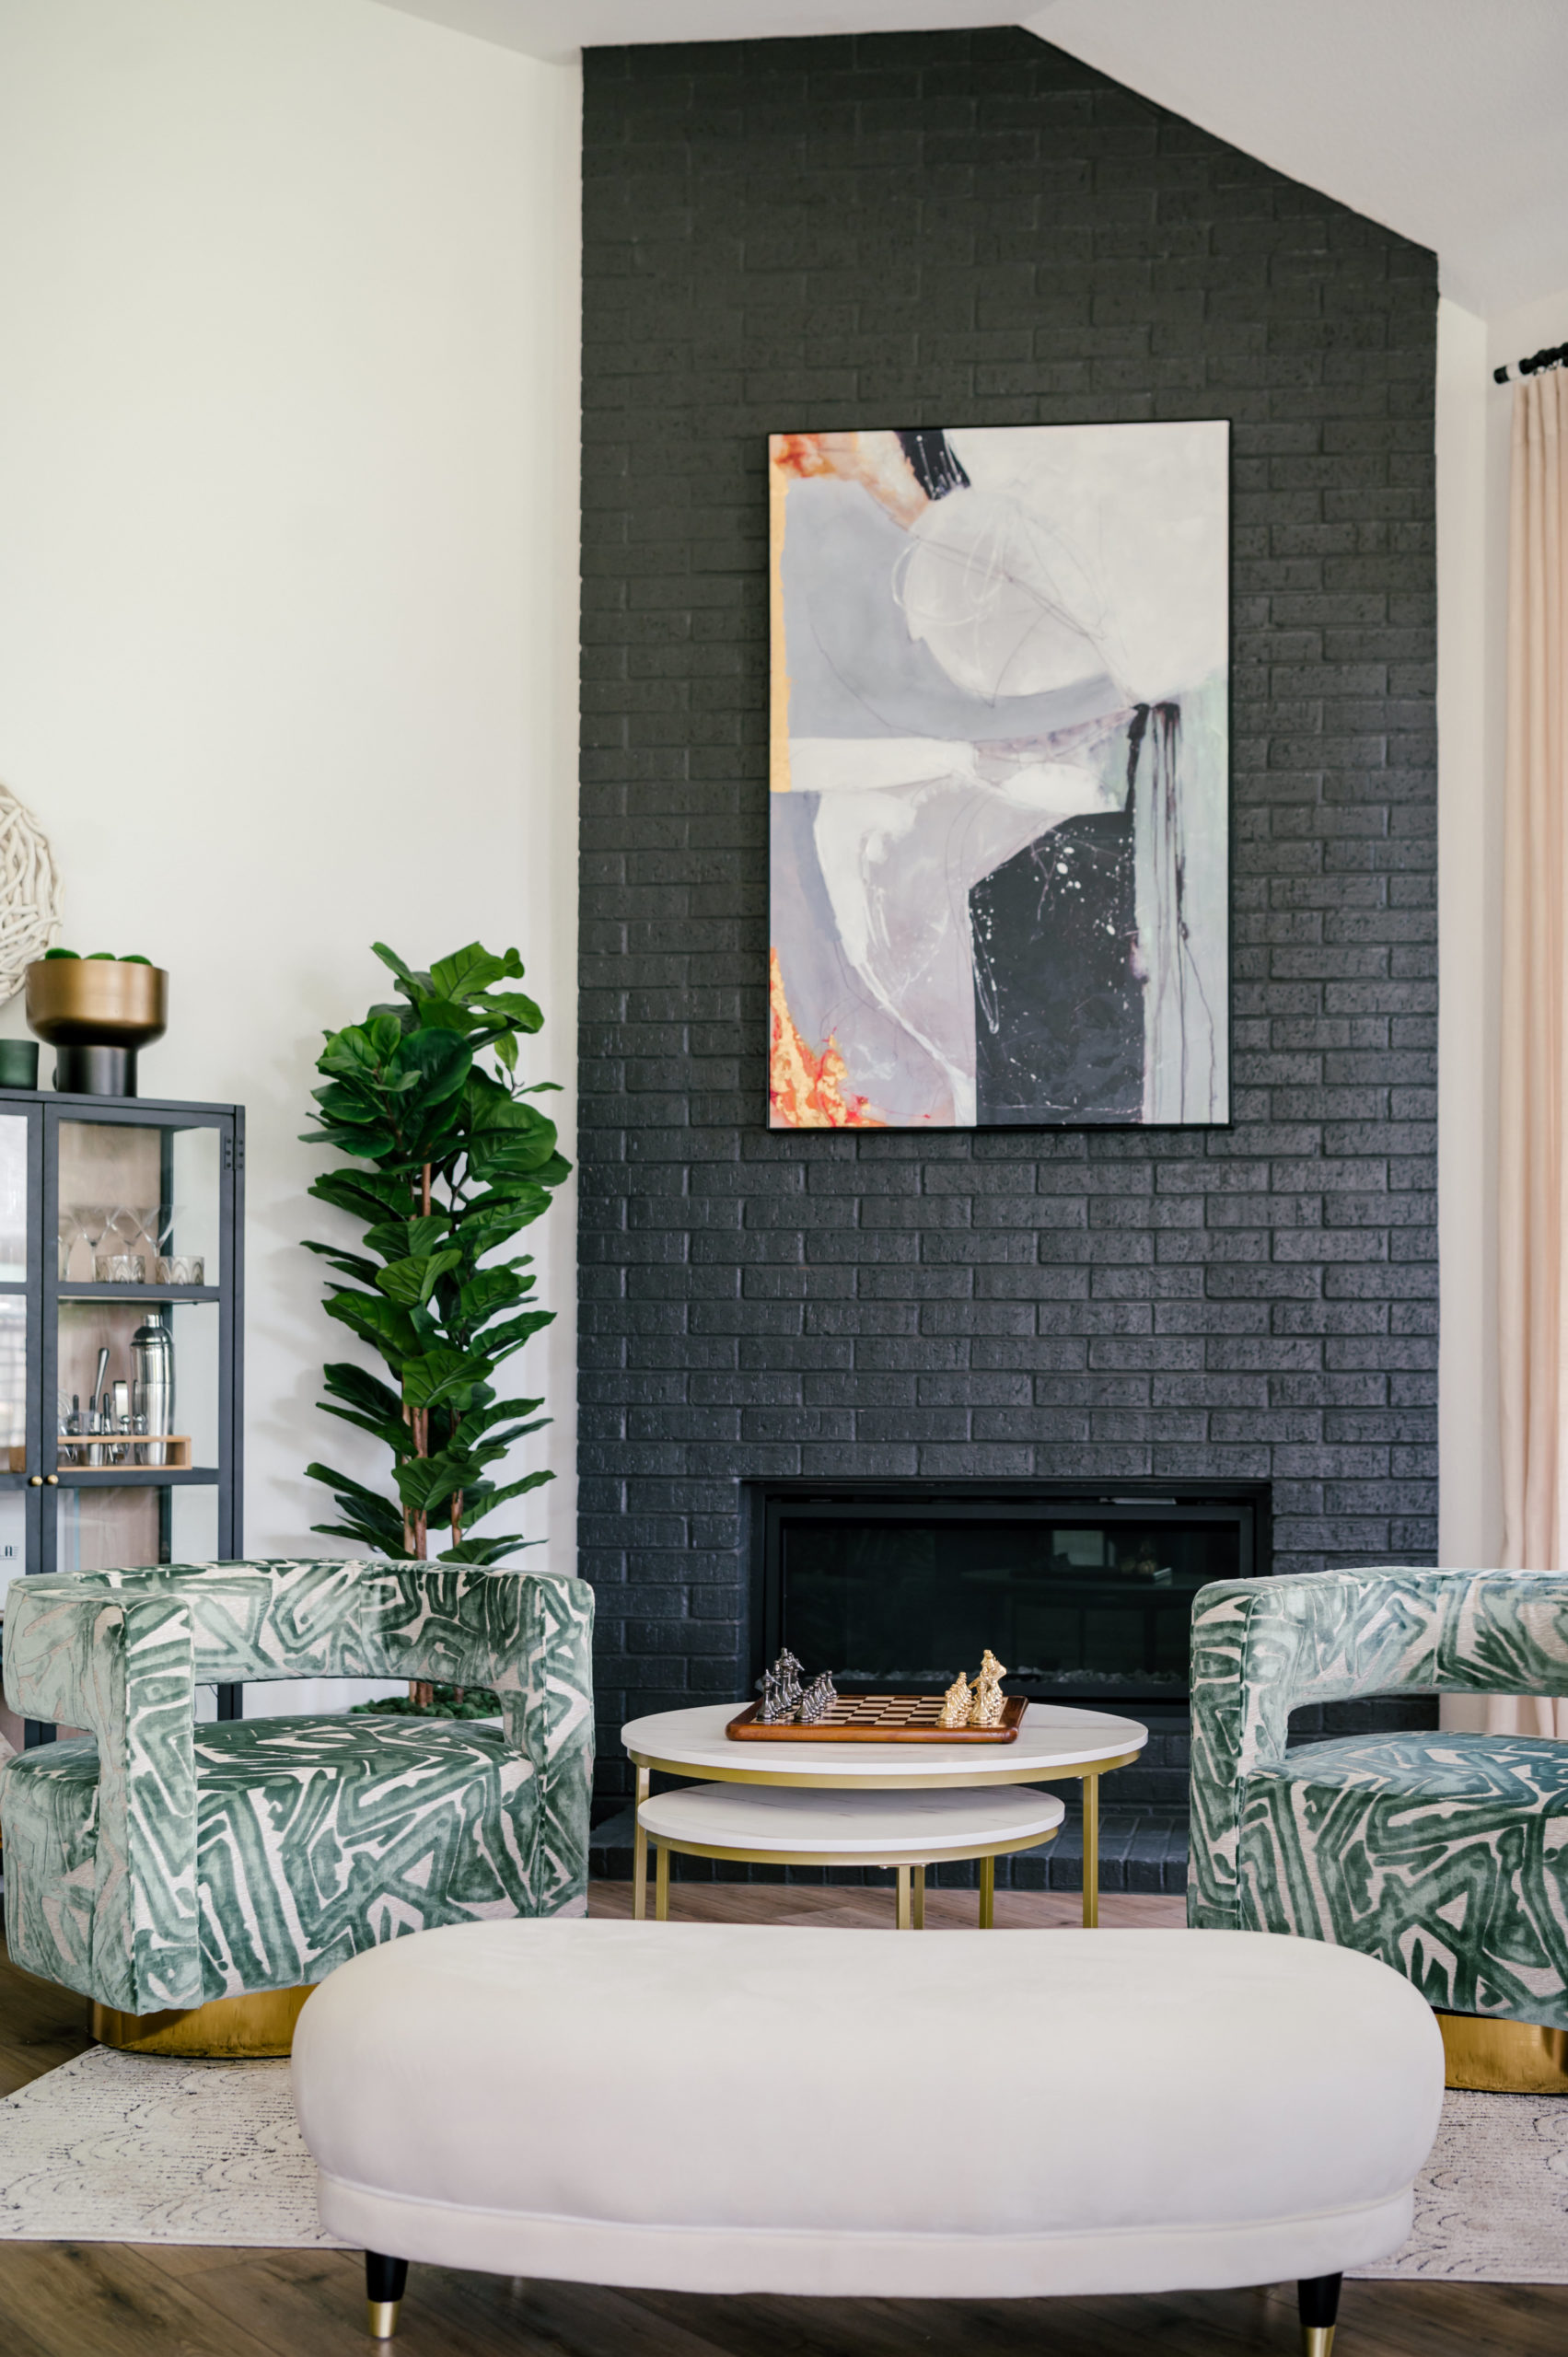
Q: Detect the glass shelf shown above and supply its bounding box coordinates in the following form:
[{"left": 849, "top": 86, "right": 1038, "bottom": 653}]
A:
[{"left": 57, "top": 1284, "right": 221, "bottom": 1304}]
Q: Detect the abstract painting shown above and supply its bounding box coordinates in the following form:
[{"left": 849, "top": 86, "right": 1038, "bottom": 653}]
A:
[{"left": 768, "top": 423, "right": 1229, "bottom": 1129}]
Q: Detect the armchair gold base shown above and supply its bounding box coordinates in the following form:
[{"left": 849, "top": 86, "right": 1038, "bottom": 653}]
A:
[
  {"left": 92, "top": 1983, "right": 312, "bottom": 2058},
  {"left": 366, "top": 2298, "right": 401, "bottom": 2339},
  {"left": 1437, "top": 2010, "right": 1568, "bottom": 2093}
]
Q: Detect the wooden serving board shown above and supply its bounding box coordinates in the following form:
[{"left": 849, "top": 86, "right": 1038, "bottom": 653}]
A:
[
  {"left": 27, "top": 1436, "right": 196, "bottom": 1472},
  {"left": 726, "top": 1693, "right": 1028, "bottom": 1744}
]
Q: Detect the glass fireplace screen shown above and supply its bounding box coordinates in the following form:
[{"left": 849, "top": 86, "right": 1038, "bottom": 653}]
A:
[{"left": 775, "top": 1505, "right": 1250, "bottom": 1701}]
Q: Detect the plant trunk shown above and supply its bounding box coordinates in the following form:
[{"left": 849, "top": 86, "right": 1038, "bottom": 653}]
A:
[{"left": 410, "top": 1159, "right": 434, "bottom": 1708}]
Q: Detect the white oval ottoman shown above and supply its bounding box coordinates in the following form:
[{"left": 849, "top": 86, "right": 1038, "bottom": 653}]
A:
[{"left": 292, "top": 1919, "right": 1444, "bottom": 2353}]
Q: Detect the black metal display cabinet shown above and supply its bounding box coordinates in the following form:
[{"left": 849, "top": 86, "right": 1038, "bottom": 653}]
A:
[{"left": 0, "top": 1089, "right": 245, "bottom": 1744}]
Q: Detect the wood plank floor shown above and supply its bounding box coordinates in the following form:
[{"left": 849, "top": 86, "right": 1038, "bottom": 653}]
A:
[{"left": 2, "top": 1890, "right": 1566, "bottom": 2356}]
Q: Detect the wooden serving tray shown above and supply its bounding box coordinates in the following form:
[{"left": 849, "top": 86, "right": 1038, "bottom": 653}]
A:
[
  {"left": 22, "top": 1436, "right": 195, "bottom": 1472},
  {"left": 726, "top": 1693, "right": 1028, "bottom": 1744}
]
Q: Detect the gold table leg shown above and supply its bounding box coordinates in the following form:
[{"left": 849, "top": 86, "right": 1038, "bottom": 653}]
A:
[
  {"left": 912, "top": 1864, "right": 925, "bottom": 1929},
  {"left": 654, "top": 1841, "right": 670, "bottom": 1922},
  {"left": 895, "top": 1865, "right": 912, "bottom": 1930},
  {"left": 1082, "top": 1772, "right": 1099, "bottom": 1928},
  {"left": 632, "top": 1764, "right": 650, "bottom": 1921},
  {"left": 978, "top": 1853, "right": 995, "bottom": 1929}
]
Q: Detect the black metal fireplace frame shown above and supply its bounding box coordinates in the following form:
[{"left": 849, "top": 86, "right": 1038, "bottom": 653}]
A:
[{"left": 744, "top": 1476, "right": 1272, "bottom": 1707}]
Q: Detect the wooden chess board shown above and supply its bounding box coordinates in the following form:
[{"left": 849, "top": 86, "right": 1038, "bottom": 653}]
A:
[{"left": 726, "top": 1693, "right": 1028, "bottom": 1744}]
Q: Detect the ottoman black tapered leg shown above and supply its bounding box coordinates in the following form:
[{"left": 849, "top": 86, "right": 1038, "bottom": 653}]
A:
[
  {"left": 1298, "top": 2271, "right": 1342, "bottom": 2356},
  {"left": 366, "top": 2252, "right": 409, "bottom": 2340}
]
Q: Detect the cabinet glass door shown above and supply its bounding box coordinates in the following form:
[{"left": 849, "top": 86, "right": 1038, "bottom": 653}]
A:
[
  {"left": 0, "top": 1111, "right": 29, "bottom": 1283},
  {"left": 56, "top": 1117, "right": 221, "bottom": 1289},
  {"left": 12, "top": 1096, "right": 239, "bottom": 1747},
  {"left": 43, "top": 1108, "right": 233, "bottom": 1631}
]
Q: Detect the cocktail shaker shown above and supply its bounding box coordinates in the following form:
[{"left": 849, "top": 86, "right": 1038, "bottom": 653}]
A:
[{"left": 132, "top": 1313, "right": 174, "bottom": 1467}]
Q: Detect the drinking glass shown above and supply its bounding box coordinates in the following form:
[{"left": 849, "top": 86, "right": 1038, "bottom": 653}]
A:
[
  {"left": 97, "top": 1206, "right": 146, "bottom": 1283},
  {"left": 56, "top": 1205, "right": 81, "bottom": 1281},
  {"left": 135, "top": 1202, "right": 172, "bottom": 1255},
  {"left": 72, "top": 1204, "right": 114, "bottom": 1277}
]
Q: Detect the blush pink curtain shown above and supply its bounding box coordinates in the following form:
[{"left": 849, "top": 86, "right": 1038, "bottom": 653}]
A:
[{"left": 1498, "top": 367, "right": 1568, "bottom": 1736}]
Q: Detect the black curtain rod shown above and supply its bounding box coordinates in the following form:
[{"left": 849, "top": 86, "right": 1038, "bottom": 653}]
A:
[{"left": 1494, "top": 341, "right": 1568, "bottom": 384}]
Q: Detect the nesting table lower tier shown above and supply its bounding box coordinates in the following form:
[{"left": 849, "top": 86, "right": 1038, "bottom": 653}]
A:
[{"left": 637, "top": 1784, "right": 1068, "bottom": 1928}]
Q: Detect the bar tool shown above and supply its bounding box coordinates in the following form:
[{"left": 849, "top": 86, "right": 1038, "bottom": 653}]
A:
[
  {"left": 132, "top": 1312, "right": 173, "bottom": 1468},
  {"left": 87, "top": 1344, "right": 109, "bottom": 1467}
]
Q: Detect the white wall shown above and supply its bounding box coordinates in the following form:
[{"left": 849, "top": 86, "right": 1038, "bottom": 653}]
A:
[{"left": 0, "top": 0, "right": 581, "bottom": 1702}]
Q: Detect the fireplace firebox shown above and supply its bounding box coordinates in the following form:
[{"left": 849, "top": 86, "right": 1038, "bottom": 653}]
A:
[{"left": 748, "top": 1480, "right": 1271, "bottom": 1708}]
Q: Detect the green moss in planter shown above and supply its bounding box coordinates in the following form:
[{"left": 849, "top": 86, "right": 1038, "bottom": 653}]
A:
[{"left": 350, "top": 1683, "right": 501, "bottom": 1720}]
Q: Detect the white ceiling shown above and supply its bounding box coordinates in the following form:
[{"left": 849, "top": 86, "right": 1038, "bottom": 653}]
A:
[{"left": 372, "top": 0, "right": 1568, "bottom": 318}]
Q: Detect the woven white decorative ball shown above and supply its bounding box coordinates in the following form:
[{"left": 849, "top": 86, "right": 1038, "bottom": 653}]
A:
[{"left": 0, "top": 786, "right": 62, "bottom": 1004}]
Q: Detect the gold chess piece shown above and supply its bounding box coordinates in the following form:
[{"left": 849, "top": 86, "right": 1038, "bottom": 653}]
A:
[
  {"left": 938, "top": 1666, "right": 972, "bottom": 1728},
  {"left": 969, "top": 1649, "right": 1007, "bottom": 1728}
]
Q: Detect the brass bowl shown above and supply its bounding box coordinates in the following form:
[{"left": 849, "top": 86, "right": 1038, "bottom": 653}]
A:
[{"left": 25, "top": 959, "right": 168, "bottom": 1049}]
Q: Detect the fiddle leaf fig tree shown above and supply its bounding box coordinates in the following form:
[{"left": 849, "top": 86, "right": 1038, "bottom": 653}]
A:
[{"left": 301, "top": 941, "right": 569, "bottom": 1583}]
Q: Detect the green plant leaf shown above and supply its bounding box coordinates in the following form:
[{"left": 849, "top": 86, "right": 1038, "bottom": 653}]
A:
[
  {"left": 473, "top": 988, "right": 543, "bottom": 1032},
  {"left": 416, "top": 996, "right": 485, "bottom": 1035},
  {"left": 304, "top": 1464, "right": 407, "bottom": 1557},
  {"left": 322, "top": 1287, "right": 421, "bottom": 1369},
  {"left": 401, "top": 1343, "right": 492, "bottom": 1411},
  {"left": 460, "top": 1469, "right": 554, "bottom": 1524},
  {"left": 319, "top": 1399, "right": 412, "bottom": 1456},
  {"left": 455, "top": 1266, "right": 534, "bottom": 1324},
  {"left": 395, "top": 1028, "right": 471, "bottom": 1109},
  {"left": 453, "top": 1391, "right": 543, "bottom": 1443},
  {"left": 394, "top": 1446, "right": 471, "bottom": 1517},
  {"left": 377, "top": 1247, "right": 463, "bottom": 1307},
  {"left": 321, "top": 1361, "right": 404, "bottom": 1420},
  {"left": 371, "top": 943, "right": 433, "bottom": 1004},
  {"left": 468, "top": 1140, "right": 557, "bottom": 1187},
  {"left": 436, "top": 1533, "right": 541, "bottom": 1566},
  {"left": 301, "top": 1239, "right": 382, "bottom": 1286},
  {"left": 430, "top": 943, "right": 524, "bottom": 1004},
  {"left": 307, "top": 1169, "right": 421, "bottom": 1224},
  {"left": 362, "top": 1214, "right": 452, "bottom": 1263},
  {"left": 478, "top": 1308, "right": 555, "bottom": 1361}
]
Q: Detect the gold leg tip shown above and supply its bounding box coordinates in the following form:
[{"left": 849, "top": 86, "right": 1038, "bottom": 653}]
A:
[
  {"left": 1302, "top": 2327, "right": 1334, "bottom": 2357},
  {"left": 367, "top": 2297, "right": 401, "bottom": 2339}
]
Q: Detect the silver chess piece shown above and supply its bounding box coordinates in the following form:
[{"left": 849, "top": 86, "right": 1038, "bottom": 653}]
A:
[
  {"left": 798, "top": 1671, "right": 837, "bottom": 1724},
  {"left": 759, "top": 1648, "right": 806, "bottom": 1723}
]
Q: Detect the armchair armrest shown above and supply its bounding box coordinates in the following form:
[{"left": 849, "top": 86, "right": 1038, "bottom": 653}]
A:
[
  {"left": 1188, "top": 1565, "right": 1568, "bottom": 1931},
  {"left": 2, "top": 1577, "right": 202, "bottom": 2012},
  {"left": 363, "top": 1562, "right": 596, "bottom": 1916},
  {"left": 517, "top": 1572, "right": 595, "bottom": 1915}
]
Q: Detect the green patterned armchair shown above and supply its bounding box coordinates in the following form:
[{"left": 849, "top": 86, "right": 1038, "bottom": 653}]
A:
[
  {"left": 0, "top": 1559, "right": 594, "bottom": 2017},
  {"left": 1189, "top": 1567, "right": 1568, "bottom": 2028}
]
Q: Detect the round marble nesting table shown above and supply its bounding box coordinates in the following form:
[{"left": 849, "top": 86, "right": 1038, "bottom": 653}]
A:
[
  {"left": 637, "top": 1782, "right": 1068, "bottom": 1930},
  {"left": 621, "top": 1700, "right": 1147, "bottom": 1928}
]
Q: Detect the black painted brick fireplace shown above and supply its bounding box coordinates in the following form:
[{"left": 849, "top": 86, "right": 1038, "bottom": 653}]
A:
[{"left": 577, "top": 29, "right": 1440, "bottom": 1876}]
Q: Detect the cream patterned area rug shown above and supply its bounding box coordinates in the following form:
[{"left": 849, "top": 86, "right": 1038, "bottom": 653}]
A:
[
  {"left": 0, "top": 2048, "right": 343, "bottom": 2247},
  {"left": 1353, "top": 2092, "right": 1568, "bottom": 2282},
  {"left": 0, "top": 2052, "right": 1564, "bottom": 2276}
]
